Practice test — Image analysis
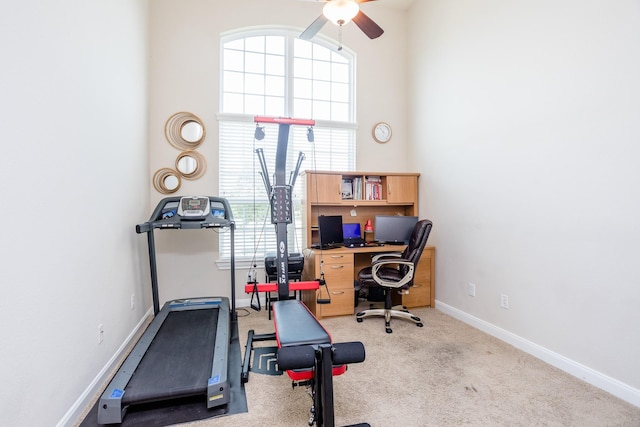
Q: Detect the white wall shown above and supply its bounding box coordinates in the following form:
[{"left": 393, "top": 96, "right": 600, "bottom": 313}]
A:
[
  {"left": 147, "top": 0, "right": 409, "bottom": 307},
  {"left": 0, "top": 1, "right": 150, "bottom": 425},
  {"left": 408, "top": 0, "right": 640, "bottom": 403}
]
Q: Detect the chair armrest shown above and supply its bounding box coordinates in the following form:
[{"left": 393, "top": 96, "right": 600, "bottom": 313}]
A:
[
  {"left": 371, "top": 252, "right": 402, "bottom": 262},
  {"left": 371, "top": 259, "right": 414, "bottom": 289}
]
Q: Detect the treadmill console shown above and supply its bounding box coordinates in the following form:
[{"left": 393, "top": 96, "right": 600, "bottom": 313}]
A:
[
  {"left": 137, "top": 195, "right": 232, "bottom": 232},
  {"left": 177, "top": 196, "right": 211, "bottom": 219}
]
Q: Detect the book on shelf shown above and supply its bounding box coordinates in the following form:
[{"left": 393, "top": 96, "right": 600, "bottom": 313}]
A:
[
  {"left": 341, "top": 178, "right": 353, "bottom": 199},
  {"left": 365, "top": 176, "right": 382, "bottom": 200},
  {"left": 352, "top": 177, "right": 363, "bottom": 199}
]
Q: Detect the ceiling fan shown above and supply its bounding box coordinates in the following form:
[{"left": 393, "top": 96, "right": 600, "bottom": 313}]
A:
[{"left": 300, "top": 0, "right": 384, "bottom": 41}]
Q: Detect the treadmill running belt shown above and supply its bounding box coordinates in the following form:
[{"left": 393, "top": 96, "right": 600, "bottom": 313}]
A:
[{"left": 123, "top": 308, "right": 219, "bottom": 405}]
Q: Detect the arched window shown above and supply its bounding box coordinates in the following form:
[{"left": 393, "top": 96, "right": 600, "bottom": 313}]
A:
[{"left": 219, "top": 28, "right": 356, "bottom": 260}]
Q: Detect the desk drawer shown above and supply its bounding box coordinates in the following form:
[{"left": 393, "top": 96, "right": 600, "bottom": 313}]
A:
[
  {"left": 321, "top": 261, "right": 353, "bottom": 286},
  {"left": 393, "top": 282, "right": 430, "bottom": 308},
  {"left": 322, "top": 253, "right": 353, "bottom": 265},
  {"left": 316, "top": 259, "right": 354, "bottom": 317},
  {"left": 318, "top": 286, "right": 354, "bottom": 317}
]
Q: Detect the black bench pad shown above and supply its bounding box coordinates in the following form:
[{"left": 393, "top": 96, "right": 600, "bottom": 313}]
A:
[{"left": 272, "top": 300, "right": 330, "bottom": 348}]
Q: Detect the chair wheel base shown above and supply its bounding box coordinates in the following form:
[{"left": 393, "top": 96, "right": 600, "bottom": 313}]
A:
[{"left": 356, "top": 308, "right": 425, "bottom": 331}]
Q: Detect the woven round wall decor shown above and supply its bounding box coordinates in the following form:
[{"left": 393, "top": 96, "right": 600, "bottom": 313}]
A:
[
  {"left": 164, "top": 112, "right": 206, "bottom": 150},
  {"left": 152, "top": 167, "right": 182, "bottom": 194},
  {"left": 175, "top": 150, "right": 206, "bottom": 180}
]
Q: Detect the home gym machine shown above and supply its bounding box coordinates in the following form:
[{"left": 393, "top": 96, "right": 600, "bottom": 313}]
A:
[
  {"left": 98, "top": 196, "right": 236, "bottom": 424},
  {"left": 242, "top": 116, "right": 368, "bottom": 427}
]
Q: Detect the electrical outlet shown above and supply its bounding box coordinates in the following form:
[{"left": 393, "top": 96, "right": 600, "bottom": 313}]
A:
[
  {"left": 98, "top": 323, "right": 104, "bottom": 344},
  {"left": 500, "top": 294, "right": 509, "bottom": 309},
  {"left": 468, "top": 283, "right": 476, "bottom": 297},
  {"left": 130, "top": 294, "right": 135, "bottom": 310}
]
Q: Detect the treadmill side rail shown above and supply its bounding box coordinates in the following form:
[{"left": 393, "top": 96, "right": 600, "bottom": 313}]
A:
[
  {"left": 97, "top": 300, "right": 173, "bottom": 424},
  {"left": 208, "top": 297, "right": 231, "bottom": 407},
  {"left": 97, "top": 389, "right": 126, "bottom": 424}
]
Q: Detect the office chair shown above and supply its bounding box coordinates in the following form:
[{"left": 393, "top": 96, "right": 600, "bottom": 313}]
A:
[{"left": 355, "top": 219, "right": 432, "bottom": 333}]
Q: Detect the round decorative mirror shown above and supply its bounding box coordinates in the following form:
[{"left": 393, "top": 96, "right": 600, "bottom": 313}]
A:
[
  {"left": 163, "top": 174, "right": 180, "bottom": 191},
  {"left": 153, "top": 168, "right": 182, "bottom": 194},
  {"left": 181, "top": 120, "right": 204, "bottom": 143},
  {"left": 175, "top": 150, "right": 206, "bottom": 180},
  {"left": 165, "top": 112, "right": 206, "bottom": 150},
  {"left": 177, "top": 155, "right": 197, "bottom": 175}
]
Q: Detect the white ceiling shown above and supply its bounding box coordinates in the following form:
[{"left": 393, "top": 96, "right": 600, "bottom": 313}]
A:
[{"left": 377, "top": 0, "right": 415, "bottom": 10}]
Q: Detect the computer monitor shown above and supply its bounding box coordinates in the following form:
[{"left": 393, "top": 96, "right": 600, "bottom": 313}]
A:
[
  {"left": 318, "top": 215, "right": 344, "bottom": 248},
  {"left": 374, "top": 215, "right": 418, "bottom": 245},
  {"left": 342, "top": 223, "right": 362, "bottom": 240}
]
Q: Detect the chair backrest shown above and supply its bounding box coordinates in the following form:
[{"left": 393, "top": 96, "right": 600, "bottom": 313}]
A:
[{"left": 399, "top": 219, "right": 433, "bottom": 280}]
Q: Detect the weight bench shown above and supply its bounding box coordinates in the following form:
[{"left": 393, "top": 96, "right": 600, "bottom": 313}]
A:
[{"left": 242, "top": 299, "right": 367, "bottom": 427}]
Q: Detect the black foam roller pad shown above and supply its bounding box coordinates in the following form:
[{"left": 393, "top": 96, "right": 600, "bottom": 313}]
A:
[
  {"left": 332, "top": 341, "right": 366, "bottom": 365},
  {"left": 277, "top": 345, "right": 316, "bottom": 371}
]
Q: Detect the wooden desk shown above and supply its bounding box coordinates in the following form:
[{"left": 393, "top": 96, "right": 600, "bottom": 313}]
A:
[{"left": 301, "top": 245, "right": 435, "bottom": 319}]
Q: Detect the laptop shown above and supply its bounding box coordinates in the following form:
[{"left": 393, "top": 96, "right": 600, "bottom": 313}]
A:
[{"left": 343, "top": 223, "right": 366, "bottom": 247}]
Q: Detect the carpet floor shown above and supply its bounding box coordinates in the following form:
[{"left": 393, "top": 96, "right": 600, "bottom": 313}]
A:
[{"left": 183, "top": 304, "right": 640, "bottom": 427}]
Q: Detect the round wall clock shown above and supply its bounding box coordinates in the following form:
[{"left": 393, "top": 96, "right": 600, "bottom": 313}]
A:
[{"left": 372, "top": 122, "right": 392, "bottom": 143}]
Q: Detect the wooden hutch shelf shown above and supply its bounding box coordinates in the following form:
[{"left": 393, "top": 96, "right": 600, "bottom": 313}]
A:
[{"left": 300, "top": 170, "right": 434, "bottom": 318}]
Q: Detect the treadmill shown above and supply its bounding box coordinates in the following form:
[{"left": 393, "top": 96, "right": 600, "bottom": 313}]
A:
[{"left": 98, "top": 196, "right": 236, "bottom": 424}]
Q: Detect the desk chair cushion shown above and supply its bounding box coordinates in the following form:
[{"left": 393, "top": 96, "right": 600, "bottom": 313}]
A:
[{"left": 358, "top": 265, "right": 407, "bottom": 288}]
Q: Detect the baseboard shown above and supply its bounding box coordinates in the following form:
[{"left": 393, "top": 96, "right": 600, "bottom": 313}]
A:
[
  {"left": 436, "top": 300, "right": 640, "bottom": 408},
  {"left": 56, "top": 307, "right": 154, "bottom": 427},
  {"left": 236, "top": 296, "right": 268, "bottom": 310}
]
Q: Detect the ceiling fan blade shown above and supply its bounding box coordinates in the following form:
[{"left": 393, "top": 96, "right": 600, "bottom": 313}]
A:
[
  {"left": 352, "top": 10, "right": 384, "bottom": 39},
  {"left": 300, "top": 14, "right": 329, "bottom": 40}
]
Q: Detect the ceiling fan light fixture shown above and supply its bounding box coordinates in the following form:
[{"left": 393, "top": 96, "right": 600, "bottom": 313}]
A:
[{"left": 323, "top": 0, "right": 359, "bottom": 26}]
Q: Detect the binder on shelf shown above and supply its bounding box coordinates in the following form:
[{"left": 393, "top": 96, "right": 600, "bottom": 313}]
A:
[
  {"left": 353, "top": 177, "right": 363, "bottom": 200},
  {"left": 341, "top": 178, "right": 353, "bottom": 200}
]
